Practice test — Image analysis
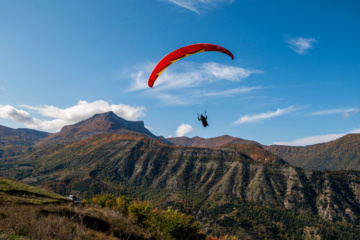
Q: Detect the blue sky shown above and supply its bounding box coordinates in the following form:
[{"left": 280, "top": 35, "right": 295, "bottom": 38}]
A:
[{"left": 0, "top": 0, "right": 359, "bottom": 146}]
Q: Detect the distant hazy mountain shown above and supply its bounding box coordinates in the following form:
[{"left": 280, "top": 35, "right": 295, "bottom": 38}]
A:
[
  {"left": 0, "top": 125, "right": 49, "bottom": 158},
  {"left": 167, "top": 135, "right": 258, "bottom": 148},
  {"left": 266, "top": 134, "right": 360, "bottom": 170}
]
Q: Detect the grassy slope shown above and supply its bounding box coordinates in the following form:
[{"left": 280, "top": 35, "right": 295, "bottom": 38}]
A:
[{"left": 0, "top": 177, "right": 69, "bottom": 205}]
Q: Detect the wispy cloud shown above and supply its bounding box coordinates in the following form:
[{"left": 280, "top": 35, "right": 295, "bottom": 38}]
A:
[
  {"left": 204, "top": 86, "right": 262, "bottom": 97},
  {"left": 175, "top": 123, "right": 194, "bottom": 137},
  {"left": 273, "top": 128, "right": 360, "bottom": 146},
  {"left": 166, "top": 0, "right": 235, "bottom": 14},
  {"left": 285, "top": 37, "right": 317, "bottom": 54},
  {"left": 0, "top": 87, "right": 5, "bottom": 91},
  {"left": 128, "top": 62, "right": 262, "bottom": 106},
  {"left": 128, "top": 71, "right": 149, "bottom": 92},
  {"left": 311, "top": 107, "right": 358, "bottom": 118},
  {"left": 233, "top": 105, "right": 300, "bottom": 124},
  {"left": 0, "top": 100, "right": 146, "bottom": 132},
  {"left": 129, "top": 62, "right": 260, "bottom": 92},
  {"left": 274, "top": 133, "right": 346, "bottom": 146},
  {"left": 168, "top": 0, "right": 200, "bottom": 14}
]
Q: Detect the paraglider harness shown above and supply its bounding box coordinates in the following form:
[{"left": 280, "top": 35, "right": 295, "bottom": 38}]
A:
[{"left": 198, "top": 112, "right": 209, "bottom": 127}]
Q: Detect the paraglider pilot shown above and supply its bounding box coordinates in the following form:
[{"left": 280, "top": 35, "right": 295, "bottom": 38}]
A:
[{"left": 198, "top": 112, "right": 209, "bottom": 127}]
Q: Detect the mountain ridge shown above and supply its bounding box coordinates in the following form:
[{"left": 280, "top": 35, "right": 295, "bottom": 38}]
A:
[{"left": 167, "top": 134, "right": 258, "bottom": 148}]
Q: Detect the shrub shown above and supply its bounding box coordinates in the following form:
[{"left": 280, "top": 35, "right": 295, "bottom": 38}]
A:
[
  {"left": 92, "top": 194, "right": 115, "bottom": 208},
  {"left": 156, "top": 208, "right": 205, "bottom": 240},
  {"left": 115, "top": 195, "right": 130, "bottom": 214},
  {"left": 88, "top": 194, "right": 206, "bottom": 239},
  {"left": 128, "top": 200, "right": 154, "bottom": 226}
]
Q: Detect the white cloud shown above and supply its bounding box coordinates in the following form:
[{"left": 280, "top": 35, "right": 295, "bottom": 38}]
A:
[
  {"left": 286, "top": 37, "right": 317, "bottom": 54},
  {"left": 0, "top": 87, "right": 5, "bottom": 91},
  {"left": 0, "top": 105, "right": 36, "bottom": 125},
  {"left": 175, "top": 123, "right": 194, "bottom": 137},
  {"left": 273, "top": 128, "right": 360, "bottom": 146},
  {"left": 274, "top": 133, "right": 346, "bottom": 146},
  {"left": 311, "top": 108, "right": 358, "bottom": 118},
  {"left": 233, "top": 106, "right": 299, "bottom": 124},
  {"left": 0, "top": 100, "right": 146, "bottom": 132},
  {"left": 166, "top": 0, "right": 235, "bottom": 14}
]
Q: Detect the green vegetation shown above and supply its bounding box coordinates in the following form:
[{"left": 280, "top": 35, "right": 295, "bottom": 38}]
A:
[
  {"left": 127, "top": 187, "right": 360, "bottom": 240},
  {"left": 90, "top": 193, "right": 206, "bottom": 240}
]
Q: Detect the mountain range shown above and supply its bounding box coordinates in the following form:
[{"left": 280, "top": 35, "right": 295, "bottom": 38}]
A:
[
  {"left": 1, "top": 111, "right": 360, "bottom": 238},
  {"left": 1, "top": 111, "right": 360, "bottom": 171}
]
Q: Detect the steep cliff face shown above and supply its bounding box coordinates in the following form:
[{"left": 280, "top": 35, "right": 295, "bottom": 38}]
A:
[
  {"left": 12, "top": 133, "right": 360, "bottom": 224},
  {"left": 104, "top": 139, "right": 360, "bottom": 222}
]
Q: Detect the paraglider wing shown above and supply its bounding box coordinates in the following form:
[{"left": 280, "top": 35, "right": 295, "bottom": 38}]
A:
[{"left": 148, "top": 43, "right": 234, "bottom": 87}]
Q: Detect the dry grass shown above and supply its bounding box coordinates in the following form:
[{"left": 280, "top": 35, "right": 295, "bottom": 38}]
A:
[
  {"left": 0, "top": 204, "right": 146, "bottom": 240},
  {"left": 0, "top": 205, "right": 87, "bottom": 240}
]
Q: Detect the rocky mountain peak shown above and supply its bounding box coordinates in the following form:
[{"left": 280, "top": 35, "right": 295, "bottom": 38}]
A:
[{"left": 39, "top": 111, "right": 157, "bottom": 146}]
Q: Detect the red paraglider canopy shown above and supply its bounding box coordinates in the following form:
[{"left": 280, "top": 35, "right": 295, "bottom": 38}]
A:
[{"left": 148, "top": 43, "right": 234, "bottom": 88}]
